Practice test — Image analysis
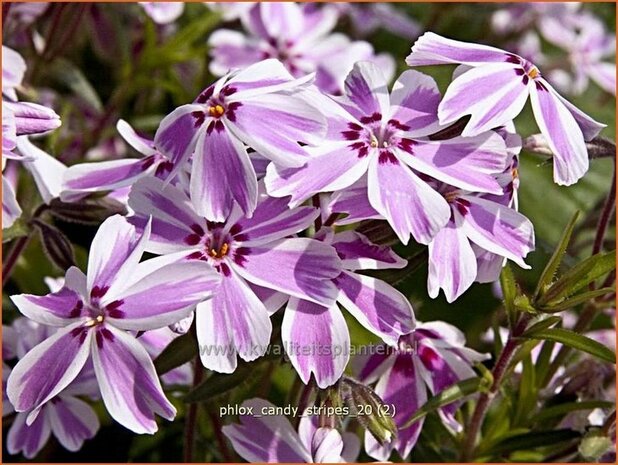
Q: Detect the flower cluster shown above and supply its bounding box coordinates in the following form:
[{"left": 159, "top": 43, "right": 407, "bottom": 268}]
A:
[{"left": 2, "top": 3, "right": 614, "bottom": 462}]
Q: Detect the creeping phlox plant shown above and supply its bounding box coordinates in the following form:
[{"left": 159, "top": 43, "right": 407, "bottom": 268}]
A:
[{"left": 2, "top": 2, "right": 616, "bottom": 463}]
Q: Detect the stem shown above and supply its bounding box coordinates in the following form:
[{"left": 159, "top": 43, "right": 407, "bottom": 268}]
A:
[
  {"left": 591, "top": 163, "right": 616, "bottom": 258},
  {"left": 460, "top": 313, "right": 532, "bottom": 462},
  {"left": 183, "top": 355, "right": 203, "bottom": 462},
  {"left": 207, "top": 410, "right": 235, "bottom": 462}
]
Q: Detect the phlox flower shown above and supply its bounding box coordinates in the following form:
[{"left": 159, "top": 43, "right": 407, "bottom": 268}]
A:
[
  {"left": 540, "top": 12, "right": 616, "bottom": 96},
  {"left": 154, "top": 59, "right": 325, "bottom": 221},
  {"left": 7, "top": 215, "right": 220, "bottom": 434},
  {"left": 222, "top": 398, "right": 360, "bottom": 463},
  {"left": 333, "top": 3, "right": 422, "bottom": 40},
  {"left": 128, "top": 177, "right": 342, "bottom": 373},
  {"left": 426, "top": 175, "right": 534, "bottom": 303},
  {"left": 208, "top": 2, "right": 394, "bottom": 95},
  {"left": 3, "top": 318, "right": 99, "bottom": 459},
  {"left": 283, "top": 227, "right": 415, "bottom": 388},
  {"left": 406, "top": 32, "right": 606, "bottom": 185},
  {"left": 266, "top": 61, "right": 509, "bottom": 246},
  {"left": 357, "top": 321, "right": 488, "bottom": 461}
]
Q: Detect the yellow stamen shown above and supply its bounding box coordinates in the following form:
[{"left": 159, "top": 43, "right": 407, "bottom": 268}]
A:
[
  {"left": 444, "top": 190, "right": 459, "bottom": 203},
  {"left": 208, "top": 105, "right": 225, "bottom": 117},
  {"left": 370, "top": 135, "right": 378, "bottom": 148},
  {"left": 512, "top": 167, "right": 519, "bottom": 179},
  {"left": 527, "top": 67, "right": 539, "bottom": 79},
  {"left": 85, "top": 315, "right": 105, "bottom": 327},
  {"left": 208, "top": 243, "right": 229, "bottom": 259}
]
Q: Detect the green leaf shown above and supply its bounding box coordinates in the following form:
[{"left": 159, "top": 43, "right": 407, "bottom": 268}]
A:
[
  {"left": 184, "top": 363, "right": 253, "bottom": 403},
  {"left": 521, "top": 316, "right": 562, "bottom": 336},
  {"left": 514, "top": 355, "right": 536, "bottom": 427},
  {"left": 400, "top": 377, "right": 489, "bottom": 429},
  {"left": 539, "top": 287, "right": 615, "bottom": 312},
  {"left": 523, "top": 328, "right": 616, "bottom": 364},
  {"left": 153, "top": 333, "right": 196, "bottom": 375},
  {"left": 534, "top": 211, "right": 580, "bottom": 300},
  {"left": 538, "top": 251, "right": 616, "bottom": 306},
  {"left": 531, "top": 401, "right": 614, "bottom": 423},
  {"left": 484, "top": 429, "right": 580, "bottom": 456},
  {"left": 48, "top": 58, "right": 103, "bottom": 113}
]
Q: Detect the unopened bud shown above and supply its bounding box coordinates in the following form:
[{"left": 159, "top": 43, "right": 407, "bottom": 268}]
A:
[{"left": 342, "top": 377, "right": 397, "bottom": 445}]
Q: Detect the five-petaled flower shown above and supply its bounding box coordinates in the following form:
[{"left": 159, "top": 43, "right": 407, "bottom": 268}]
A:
[
  {"left": 128, "top": 177, "right": 342, "bottom": 373},
  {"left": 266, "top": 61, "right": 510, "bottom": 246},
  {"left": 7, "top": 215, "right": 220, "bottom": 434},
  {"left": 154, "top": 59, "right": 325, "bottom": 221},
  {"left": 406, "top": 32, "right": 606, "bottom": 186}
]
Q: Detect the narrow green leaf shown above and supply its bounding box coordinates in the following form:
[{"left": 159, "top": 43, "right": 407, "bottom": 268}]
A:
[
  {"left": 534, "top": 211, "right": 580, "bottom": 300},
  {"left": 184, "top": 363, "right": 252, "bottom": 403},
  {"left": 153, "top": 332, "right": 196, "bottom": 375},
  {"left": 538, "top": 251, "right": 616, "bottom": 306},
  {"left": 532, "top": 401, "right": 614, "bottom": 423},
  {"left": 522, "top": 316, "right": 562, "bottom": 336},
  {"left": 514, "top": 355, "right": 536, "bottom": 427},
  {"left": 484, "top": 429, "right": 580, "bottom": 456},
  {"left": 48, "top": 58, "right": 103, "bottom": 112},
  {"left": 524, "top": 328, "right": 615, "bottom": 363},
  {"left": 539, "top": 287, "right": 615, "bottom": 312},
  {"left": 400, "top": 377, "right": 488, "bottom": 429}
]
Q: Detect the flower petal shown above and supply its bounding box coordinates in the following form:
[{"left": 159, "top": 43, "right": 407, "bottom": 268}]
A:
[
  {"left": 365, "top": 355, "right": 426, "bottom": 461},
  {"left": 264, "top": 141, "right": 369, "bottom": 208},
  {"left": 91, "top": 325, "right": 175, "bottom": 434},
  {"left": 196, "top": 269, "right": 271, "bottom": 373},
  {"left": 343, "top": 61, "right": 390, "bottom": 120},
  {"left": 389, "top": 70, "right": 442, "bottom": 135},
  {"left": 207, "top": 29, "right": 266, "bottom": 76},
  {"left": 191, "top": 124, "right": 257, "bottom": 221},
  {"left": 106, "top": 252, "right": 220, "bottom": 331},
  {"left": 47, "top": 396, "right": 99, "bottom": 451},
  {"left": 7, "top": 322, "right": 92, "bottom": 413},
  {"left": 61, "top": 158, "right": 155, "bottom": 202},
  {"left": 312, "top": 427, "right": 344, "bottom": 463},
  {"left": 438, "top": 62, "right": 529, "bottom": 136},
  {"left": 529, "top": 80, "right": 589, "bottom": 185},
  {"left": 331, "top": 230, "right": 406, "bottom": 270},
  {"left": 234, "top": 238, "right": 341, "bottom": 306},
  {"left": 336, "top": 270, "right": 415, "bottom": 346},
  {"left": 7, "top": 411, "right": 51, "bottom": 459},
  {"left": 401, "top": 131, "right": 508, "bottom": 194},
  {"left": 459, "top": 195, "right": 534, "bottom": 268},
  {"left": 153, "top": 104, "right": 203, "bottom": 166},
  {"left": 17, "top": 137, "right": 66, "bottom": 204},
  {"left": 367, "top": 155, "right": 450, "bottom": 245},
  {"left": 222, "top": 398, "right": 311, "bottom": 462},
  {"left": 328, "top": 176, "right": 382, "bottom": 226},
  {"left": 227, "top": 92, "right": 325, "bottom": 167},
  {"left": 231, "top": 193, "right": 319, "bottom": 246},
  {"left": 11, "top": 267, "right": 88, "bottom": 326},
  {"left": 282, "top": 298, "right": 350, "bottom": 389},
  {"left": 2, "top": 176, "right": 22, "bottom": 229},
  {"left": 128, "top": 176, "right": 204, "bottom": 255},
  {"left": 427, "top": 218, "right": 478, "bottom": 303},
  {"left": 87, "top": 214, "right": 150, "bottom": 297},
  {"left": 406, "top": 32, "right": 509, "bottom": 66}
]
